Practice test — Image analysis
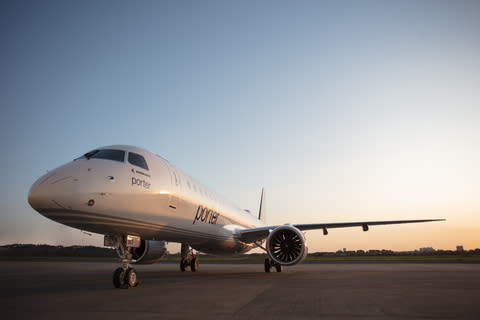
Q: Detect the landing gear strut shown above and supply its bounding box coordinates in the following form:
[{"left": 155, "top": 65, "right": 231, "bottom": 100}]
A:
[
  {"left": 180, "top": 243, "right": 199, "bottom": 272},
  {"left": 264, "top": 258, "right": 283, "bottom": 273},
  {"left": 112, "top": 235, "right": 139, "bottom": 289}
]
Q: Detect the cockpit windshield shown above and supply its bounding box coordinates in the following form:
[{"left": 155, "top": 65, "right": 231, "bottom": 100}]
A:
[
  {"left": 128, "top": 152, "right": 149, "bottom": 170},
  {"left": 76, "top": 149, "right": 125, "bottom": 162}
]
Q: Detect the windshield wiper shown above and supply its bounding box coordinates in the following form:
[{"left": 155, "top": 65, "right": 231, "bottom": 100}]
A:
[{"left": 84, "top": 150, "right": 99, "bottom": 160}]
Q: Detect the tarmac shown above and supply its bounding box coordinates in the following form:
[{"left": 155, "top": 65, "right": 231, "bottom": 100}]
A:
[{"left": 1, "top": 261, "right": 479, "bottom": 319}]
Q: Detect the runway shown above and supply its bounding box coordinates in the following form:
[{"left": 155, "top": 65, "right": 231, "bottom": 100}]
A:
[{"left": 1, "top": 261, "right": 479, "bottom": 319}]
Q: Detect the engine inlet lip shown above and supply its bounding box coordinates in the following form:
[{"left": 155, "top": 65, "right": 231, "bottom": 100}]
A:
[{"left": 87, "top": 199, "right": 95, "bottom": 207}]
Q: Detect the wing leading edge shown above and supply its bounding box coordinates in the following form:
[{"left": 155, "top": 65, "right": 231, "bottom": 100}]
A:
[{"left": 236, "top": 219, "right": 445, "bottom": 243}]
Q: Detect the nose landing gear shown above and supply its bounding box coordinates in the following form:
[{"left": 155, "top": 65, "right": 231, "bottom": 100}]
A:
[{"left": 111, "top": 235, "right": 140, "bottom": 289}]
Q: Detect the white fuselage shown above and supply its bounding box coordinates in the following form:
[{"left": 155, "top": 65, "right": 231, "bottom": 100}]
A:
[{"left": 28, "top": 145, "right": 263, "bottom": 254}]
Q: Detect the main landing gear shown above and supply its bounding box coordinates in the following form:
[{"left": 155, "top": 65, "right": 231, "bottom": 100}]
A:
[
  {"left": 180, "top": 243, "right": 199, "bottom": 272},
  {"left": 112, "top": 236, "right": 139, "bottom": 289},
  {"left": 264, "top": 258, "right": 283, "bottom": 273},
  {"left": 254, "top": 241, "right": 284, "bottom": 273}
]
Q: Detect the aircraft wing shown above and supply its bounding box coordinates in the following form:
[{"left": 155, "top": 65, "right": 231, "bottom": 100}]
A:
[{"left": 235, "top": 219, "right": 445, "bottom": 244}]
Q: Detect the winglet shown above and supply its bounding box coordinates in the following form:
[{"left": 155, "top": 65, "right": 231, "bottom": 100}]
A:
[{"left": 258, "top": 188, "right": 266, "bottom": 223}]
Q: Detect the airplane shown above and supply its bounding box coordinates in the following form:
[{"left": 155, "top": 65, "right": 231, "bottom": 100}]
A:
[{"left": 28, "top": 145, "right": 444, "bottom": 288}]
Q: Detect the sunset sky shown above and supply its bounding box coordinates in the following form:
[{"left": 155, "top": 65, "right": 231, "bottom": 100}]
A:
[{"left": 1, "top": 0, "right": 479, "bottom": 252}]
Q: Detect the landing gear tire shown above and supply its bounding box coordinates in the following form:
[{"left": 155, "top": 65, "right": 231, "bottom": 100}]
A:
[
  {"left": 113, "top": 267, "right": 138, "bottom": 289},
  {"left": 180, "top": 259, "right": 189, "bottom": 272},
  {"left": 275, "top": 264, "right": 283, "bottom": 273},
  {"left": 113, "top": 267, "right": 125, "bottom": 288},
  {"left": 264, "top": 258, "right": 283, "bottom": 273},
  {"left": 125, "top": 267, "right": 138, "bottom": 287},
  {"left": 191, "top": 257, "right": 199, "bottom": 272},
  {"left": 264, "top": 258, "right": 272, "bottom": 273}
]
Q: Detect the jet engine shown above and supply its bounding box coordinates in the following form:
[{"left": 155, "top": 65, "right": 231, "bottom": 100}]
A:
[
  {"left": 117, "top": 240, "right": 167, "bottom": 264},
  {"left": 266, "top": 225, "right": 307, "bottom": 265}
]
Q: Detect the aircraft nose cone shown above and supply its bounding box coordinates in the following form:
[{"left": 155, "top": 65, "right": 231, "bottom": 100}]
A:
[
  {"left": 28, "top": 170, "right": 75, "bottom": 212},
  {"left": 28, "top": 173, "right": 57, "bottom": 211},
  {"left": 28, "top": 182, "right": 41, "bottom": 210}
]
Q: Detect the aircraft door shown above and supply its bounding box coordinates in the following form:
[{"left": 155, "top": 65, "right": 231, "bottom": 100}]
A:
[{"left": 167, "top": 166, "right": 180, "bottom": 210}]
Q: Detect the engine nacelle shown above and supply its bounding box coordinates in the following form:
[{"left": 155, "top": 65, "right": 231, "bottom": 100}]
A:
[
  {"left": 266, "top": 225, "right": 307, "bottom": 266},
  {"left": 117, "top": 240, "right": 167, "bottom": 264}
]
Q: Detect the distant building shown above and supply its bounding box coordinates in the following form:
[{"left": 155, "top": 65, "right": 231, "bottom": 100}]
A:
[
  {"left": 419, "top": 247, "right": 435, "bottom": 253},
  {"left": 456, "top": 245, "right": 464, "bottom": 252}
]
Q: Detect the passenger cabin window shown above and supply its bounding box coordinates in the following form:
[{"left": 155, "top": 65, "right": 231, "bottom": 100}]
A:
[
  {"left": 79, "top": 149, "right": 125, "bottom": 162},
  {"left": 128, "top": 152, "right": 149, "bottom": 170}
]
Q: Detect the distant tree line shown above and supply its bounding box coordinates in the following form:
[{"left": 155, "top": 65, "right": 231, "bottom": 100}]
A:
[
  {"left": 1, "top": 244, "right": 479, "bottom": 258},
  {"left": 310, "top": 249, "right": 480, "bottom": 257}
]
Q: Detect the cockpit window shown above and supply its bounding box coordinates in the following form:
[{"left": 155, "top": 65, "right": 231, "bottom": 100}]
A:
[
  {"left": 128, "top": 152, "right": 149, "bottom": 170},
  {"left": 77, "top": 149, "right": 125, "bottom": 162}
]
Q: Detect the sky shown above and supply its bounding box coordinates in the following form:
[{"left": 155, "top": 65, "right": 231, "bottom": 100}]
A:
[{"left": 1, "top": 0, "right": 479, "bottom": 252}]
